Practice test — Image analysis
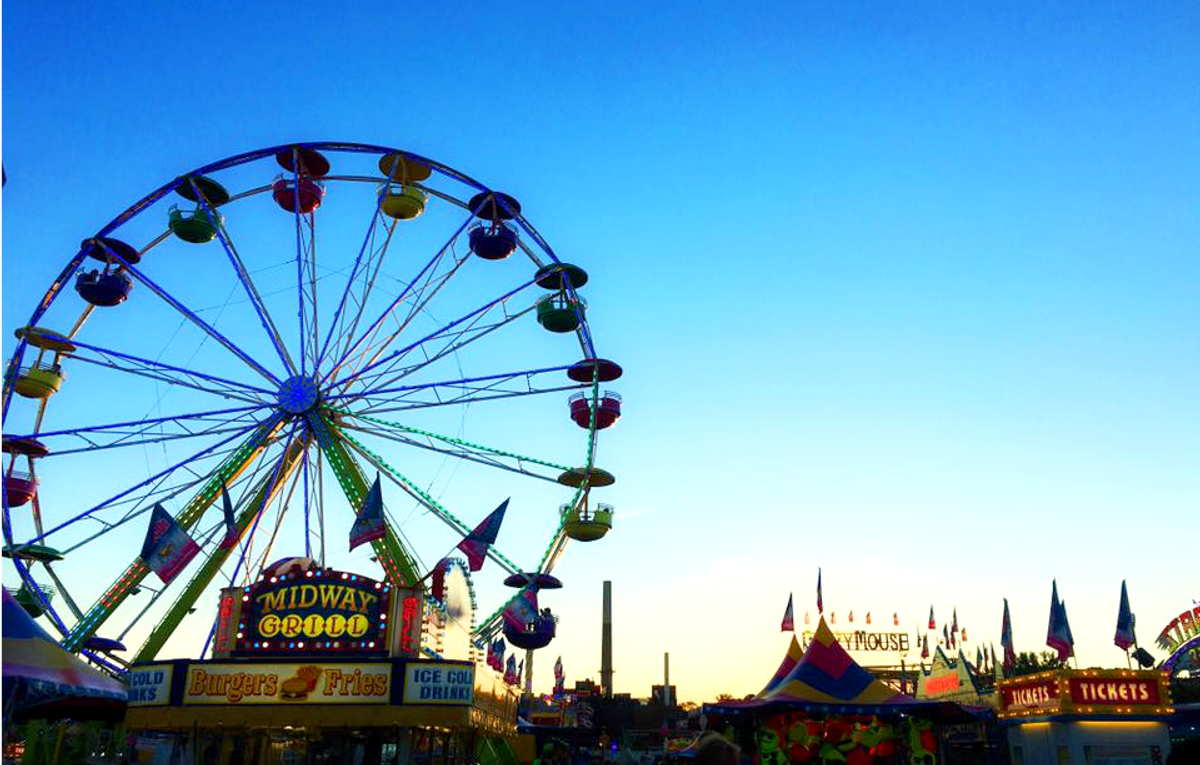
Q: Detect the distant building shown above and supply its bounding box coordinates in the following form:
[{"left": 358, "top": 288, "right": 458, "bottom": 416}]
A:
[{"left": 651, "top": 685, "right": 678, "bottom": 705}]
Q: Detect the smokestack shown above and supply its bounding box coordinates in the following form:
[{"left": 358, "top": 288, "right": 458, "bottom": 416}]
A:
[
  {"left": 602, "top": 580, "right": 613, "bottom": 697},
  {"left": 664, "top": 652, "right": 670, "bottom": 706}
]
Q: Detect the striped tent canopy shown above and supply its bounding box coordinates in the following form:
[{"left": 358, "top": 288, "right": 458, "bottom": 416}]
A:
[
  {"left": 759, "top": 634, "right": 804, "bottom": 696},
  {"left": 2, "top": 589, "right": 126, "bottom": 721}
]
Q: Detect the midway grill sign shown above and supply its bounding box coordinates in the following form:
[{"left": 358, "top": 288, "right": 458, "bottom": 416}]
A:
[{"left": 234, "top": 569, "right": 391, "bottom": 656}]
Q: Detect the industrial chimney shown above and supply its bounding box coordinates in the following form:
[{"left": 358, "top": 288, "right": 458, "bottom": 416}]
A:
[{"left": 601, "top": 580, "right": 613, "bottom": 697}]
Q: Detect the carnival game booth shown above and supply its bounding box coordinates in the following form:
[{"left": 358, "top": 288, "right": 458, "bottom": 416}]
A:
[
  {"left": 2, "top": 588, "right": 128, "bottom": 763},
  {"left": 705, "top": 619, "right": 982, "bottom": 765},
  {"left": 124, "top": 561, "right": 520, "bottom": 765},
  {"left": 997, "top": 669, "right": 1173, "bottom": 765}
]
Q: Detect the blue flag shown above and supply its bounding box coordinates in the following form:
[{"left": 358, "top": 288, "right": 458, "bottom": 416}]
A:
[
  {"left": 140, "top": 504, "right": 200, "bottom": 584},
  {"left": 1114, "top": 580, "right": 1136, "bottom": 650},
  {"left": 350, "top": 475, "right": 386, "bottom": 551}
]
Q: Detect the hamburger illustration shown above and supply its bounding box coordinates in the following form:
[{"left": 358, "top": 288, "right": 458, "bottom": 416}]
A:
[{"left": 280, "top": 666, "right": 322, "bottom": 701}]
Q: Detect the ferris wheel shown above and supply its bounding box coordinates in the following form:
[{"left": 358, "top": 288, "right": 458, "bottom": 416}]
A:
[{"left": 1, "top": 142, "right": 622, "bottom": 670}]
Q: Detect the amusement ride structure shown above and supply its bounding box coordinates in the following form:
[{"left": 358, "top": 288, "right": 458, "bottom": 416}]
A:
[{"left": 1, "top": 142, "right": 622, "bottom": 672}]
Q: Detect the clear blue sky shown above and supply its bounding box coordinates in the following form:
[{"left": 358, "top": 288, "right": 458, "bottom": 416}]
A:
[{"left": 3, "top": 2, "right": 1198, "bottom": 702}]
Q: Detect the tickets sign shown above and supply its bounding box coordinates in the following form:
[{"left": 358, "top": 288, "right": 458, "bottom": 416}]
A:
[
  {"left": 1068, "top": 676, "right": 1162, "bottom": 706},
  {"left": 234, "top": 569, "right": 390, "bottom": 656},
  {"left": 182, "top": 662, "right": 391, "bottom": 705}
]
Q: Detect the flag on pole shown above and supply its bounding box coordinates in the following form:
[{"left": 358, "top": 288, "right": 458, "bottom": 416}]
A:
[
  {"left": 976, "top": 646, "right": 983, "bottom": 668},
  {"left": 831, "top": 611, "right": 836, "bottom": 625},
  {"left": 943, "top": 624, "right": 949, "bottom": 647},
  {"left": 816, "top": 568, "right": 823, "bottom": 614},
  {"left": 518, "top": 659, "right": 525, "bottom": 690},
  {"left": 961, "top": 628, "right": 968, "bottom": 643},
  {"left": 866, "top": 612, "right": 872, "bottom": 625},
  {"left": 1001, "top": 599, "right": 1016, "bottom": 670},
  {"left": 928, "top": 606, "right": 936, "bottom": 630},
  {"left": 951, "top": 608, "right": 959, "bottom": 635},
  {"left": 140, "top": 504, "right": 201, "bottom": 584},
  {"left": 849, "top": 610, "right": 854, "bottom": 624},
  {"left": 781, "top": 593, "right": 795, "bottom": 632},
  {"left": 349, "top": 475, "right": 387, "bottom": 551},
  {"left": 431, "top": 558, "right": 449, "bottom": 602},
  {"left": 893, "top": 612, "right": 899, "bottom": 626},
  {"left": 1114, "top": 580, "right": 1136, "bottom": 650},
  {"left": 505, "top": 654, "right": 518, "bottom": 685},
  {"left": 503, "top": 588, "right": 539, "bottom": 631},
  {"left": 921, "top": 635, "right": 929, "bottom": 659},
  {"left": 805, "top": 611, "right": 811, "bottom": 626},
  {"left": 457, "top": 498, "right": 508, "bottom": 571},
  {"left": 1046, "top": 580, "right": 1074, "bottom": 661},
  {"left": 218, "top": 481, "right": 238, "bottom": 549}
]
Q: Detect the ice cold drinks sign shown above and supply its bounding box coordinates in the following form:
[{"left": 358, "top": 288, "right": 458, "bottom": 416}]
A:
[
  {"left": 126, "top": 664, "right": 173, "bottom": 706},
  {"left": 403, "top": 663, "right": 474, "bottom": 705}
]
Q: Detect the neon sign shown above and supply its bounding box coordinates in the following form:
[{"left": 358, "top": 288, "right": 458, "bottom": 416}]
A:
[
  {"left": 1156, "top": 605, "right": 1200, "bottom": 653},
  {"left": 233, "top": 569, "right": 390, "bottom": 656}
]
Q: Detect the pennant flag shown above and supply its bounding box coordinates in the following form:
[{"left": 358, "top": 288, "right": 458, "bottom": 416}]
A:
[
  {"left": 1046, "top": 580, "right": 1074, "bottom": 661},
  {"left": 921, "top": 634, "right": 929, "bottom": 659},
  {"left": 961, "top": 628, "right": 968, "bottom": 642},
  {"left": 866, "top": 612, "right": 872, "bottom": 625},
  {"left": 951, "top": 607, "right": 959, "bottom": 634},
  {"left": 805, "top": 611, "right": 811, "bottom": 626},
  {"left": 831, "top": 611, "right": 836, "bottom": 625},
  {"left": 849, "top": 610, "right": 854, "bottom": 624},
  {"left": 943, "top": 624, "right": 950, "bottom": 647},
  {"left": 928, "top": 606, "right": 936, "bottom": 630},
  {"left": 140, "top": 504, "right": 201, "bottom": 584},
  {"left": 431, "top": 558, "right": 449, "bottom": 602},
  {"left": 1114, "top": 580, "right": 1136, "bottom": 650},
  {"left": 1001, "top": 599, "right": 1016, "bottom": 670},
  {"left": 457, "top": 498, "right": 508, "bottom": 572},
  {"left": 486, "top": 639, "right": 497, "bottom": 669},
  {"left": 503, "top": 588, "right": 539, "bottom": 631},
  {"left": 781, "top": 593, "right": 795, "bottom": 632},
  {"left": 816, "top": 568, "right": 823, "bottom": 614},
  {"left": 505, "top": 654, "right": 518, "bottom": 685},
  {"left": 218, "top": 482, "right": 238, "bottom": 549},
  {"left": 893, "top": 612, "right": 899, "bottom": 626},
  {"left": 349, "top": 475, "right": 387, "bottom": 551},
  {"left": 493, "top": 638, "right": 507, "bottom": 671}
]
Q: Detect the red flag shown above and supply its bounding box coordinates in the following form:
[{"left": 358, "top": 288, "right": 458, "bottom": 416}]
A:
[
  {"left": 831, "top": 611, "right": 836, "bottom": 625},
  {"left": 893, "top": 612, "right": 899, "bottom": 626},
  {"left": 921, "top": 635, "right": 929, "bottom": 659},
  {"left": 849, "top": 610, "right": 854, "bottom": 624},
  {"left": 866, "top": 612, "right": 872, "bottom": 625},
  {"left": 951, "top": 607, "right": 959, "bottom": 634},
  {"left": 431, "top": 558, "right": 449, "bottom": 602},
  {"left": 961, "top": 628, "right": 968, "bottom": 643},
  {"left": 781, "top": 593, "right": 795, "bottom": 632},
  {"left": 928, "top": 606, "right": 936, "bottom": 630},
  {"left": 457, "top": 498, "right": 508, "bottom": 572}
]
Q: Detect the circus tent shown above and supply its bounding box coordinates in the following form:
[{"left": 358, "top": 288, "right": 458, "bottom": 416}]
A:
[
  {"left": 708, "top": 617, "right": 973, "bottom": 718},
  {"left": 2, "top": 589, "right": 126, "bottom": 722}
]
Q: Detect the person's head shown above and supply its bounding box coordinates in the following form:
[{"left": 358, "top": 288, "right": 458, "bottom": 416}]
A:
[{"left": 696, "top": 734, "right": 740, "bottom": 765}]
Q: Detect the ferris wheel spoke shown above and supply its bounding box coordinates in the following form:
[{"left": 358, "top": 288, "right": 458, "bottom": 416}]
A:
[
  {"left": 323, "top": 364, "right": 574, "bottom": 405},
  {"left": 93, "top": 241, "right": 281, "bottom": 386},
  {"left": 332, "top": 235, "right": 474, "bottom": 390},
  {"left": 324, "top": 219, "right": 399, "bottom": 377},
  {"left": 305, "top": 413, "right": 424, "bottom": 586},
  {"left": 336, "top": 426, "right": 520, "bottom": 575},
  {"left": 328, "top": 280, "right": 538, "bottom": 397},
  {"left": 313, "top": 154, "right": 418, "bottom": 373},
  {"left": 61, "top": 336, "right": 274, "bottom": 401},
  {"left": 340, "top": 414, "right": 570, "bottom": 478},
  {"left": 22, "top": 404, "right": 267, "bottom": 444},
  {"left": 133, "top": 428, "right": 306, "bottom": 662},
  {"left": 25, "top": 414, "right": 283, "bottom": 548},
  {"left": 320, "top": 208, "right": 479, "bottom": 384},
  {"left": 185, "top": 178, "right": 297, "bottom": 378},
  {"left": 61, "top": 414, "right": 287, "bottom": 653}
]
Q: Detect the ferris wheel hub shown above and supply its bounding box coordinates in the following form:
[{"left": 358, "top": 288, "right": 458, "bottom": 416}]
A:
[{"left": 276, "top": 375, "right": 321, "bottom": 414}]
